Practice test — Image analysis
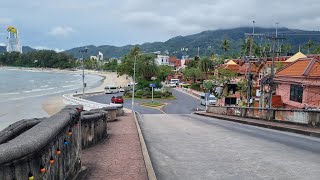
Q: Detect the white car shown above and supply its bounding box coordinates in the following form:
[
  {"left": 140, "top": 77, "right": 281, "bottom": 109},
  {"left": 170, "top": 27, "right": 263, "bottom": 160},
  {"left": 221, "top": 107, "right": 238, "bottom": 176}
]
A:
[
  {"left": 105, "top": 85, "right": 119, "bottom": 94},
  {"left": 119, "top": 87, "right": 125, "bottom": 92},
  {"left": 169, "top": 82, "right": 177, "bottom": 87},
  {"left": 200, "top": 94, "right": 217, "bottom": 106}
]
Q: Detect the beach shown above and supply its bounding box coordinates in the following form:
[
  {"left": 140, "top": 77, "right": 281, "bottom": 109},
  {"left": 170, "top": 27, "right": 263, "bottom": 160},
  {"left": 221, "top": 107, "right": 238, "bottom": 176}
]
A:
[{"left": 42, "top": 70, "right": 130, "bottom": 115}]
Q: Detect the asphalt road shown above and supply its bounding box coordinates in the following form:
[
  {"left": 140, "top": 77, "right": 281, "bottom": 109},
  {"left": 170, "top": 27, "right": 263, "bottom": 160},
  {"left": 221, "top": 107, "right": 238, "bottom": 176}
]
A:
[
  {"left": 139, "top": 114, "right": 320, "bottom": 180},
  {"left": 85, "top": 89, "right": 204, "bottom": 114}
]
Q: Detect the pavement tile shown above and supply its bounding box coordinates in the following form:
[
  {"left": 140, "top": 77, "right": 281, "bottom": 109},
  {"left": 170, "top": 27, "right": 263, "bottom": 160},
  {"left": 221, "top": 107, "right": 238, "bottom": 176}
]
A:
[{"left": 81, "top": 113, "right": 148, "bottom": 180}]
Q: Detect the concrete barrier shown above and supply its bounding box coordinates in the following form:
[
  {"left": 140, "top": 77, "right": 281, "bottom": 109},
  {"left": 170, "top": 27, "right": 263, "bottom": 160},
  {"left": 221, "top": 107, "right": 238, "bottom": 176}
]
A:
[
  {"left": 206, "top": 105, "right": 320, "bottom": 126},
  {"left": 0, "top": 105, "right": 83, "bottom": 180},
  {"left": 80, "top": 111, "right": 107, "bottom": 149}
]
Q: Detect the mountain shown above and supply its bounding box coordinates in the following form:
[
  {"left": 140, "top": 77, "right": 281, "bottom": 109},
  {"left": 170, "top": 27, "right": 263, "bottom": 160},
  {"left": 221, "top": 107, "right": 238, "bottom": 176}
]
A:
[
  {"left": 0, "top": 46, "right": 37, "bottom": 53},
  {"left": 65, "top": 27, "right": 320, "bottom": 59}
]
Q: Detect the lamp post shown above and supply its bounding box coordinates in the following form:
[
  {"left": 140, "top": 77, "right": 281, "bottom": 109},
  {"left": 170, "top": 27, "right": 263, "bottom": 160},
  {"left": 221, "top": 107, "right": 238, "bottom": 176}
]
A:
[{"left": 79, "top": 47, "right": 88, "bottom": 96}]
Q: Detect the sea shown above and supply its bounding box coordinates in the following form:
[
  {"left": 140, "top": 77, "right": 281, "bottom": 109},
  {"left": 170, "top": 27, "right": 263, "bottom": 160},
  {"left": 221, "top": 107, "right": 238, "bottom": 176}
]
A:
[{"left": 0, "top": 68, "right": 103, "bottom": 130}]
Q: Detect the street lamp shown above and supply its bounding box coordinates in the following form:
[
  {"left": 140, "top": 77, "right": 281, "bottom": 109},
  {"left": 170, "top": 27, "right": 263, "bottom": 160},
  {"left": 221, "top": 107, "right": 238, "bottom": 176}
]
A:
[{"left": 79, "top": 47, "right": 88, "bottom": 96}]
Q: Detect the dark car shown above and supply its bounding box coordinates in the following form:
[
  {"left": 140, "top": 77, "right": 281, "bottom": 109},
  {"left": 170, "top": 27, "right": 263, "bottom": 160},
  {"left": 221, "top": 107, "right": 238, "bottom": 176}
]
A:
[{"left": 111, "top": 96, "right": 124, "bottom": 104}]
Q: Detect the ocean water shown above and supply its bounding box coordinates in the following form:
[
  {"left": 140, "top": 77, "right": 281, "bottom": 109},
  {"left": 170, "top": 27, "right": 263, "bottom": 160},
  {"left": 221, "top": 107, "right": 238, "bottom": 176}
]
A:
[{"left": 0, "top": 68, "right": 103, "bottom": 130}]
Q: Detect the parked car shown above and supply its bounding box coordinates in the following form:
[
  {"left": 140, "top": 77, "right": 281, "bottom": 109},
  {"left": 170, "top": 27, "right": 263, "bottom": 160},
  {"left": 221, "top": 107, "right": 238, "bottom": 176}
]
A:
[
  {"left": 105, "top": 85, "right": 119, "bottom": 94},
  {"left": 111, "top": 96, "right": 124, "bottom": 104},
  {"left": 119, "top": 86, "right": 125, "bottom": 92},
  {"left": 200, "top": 94, "right": 217, "bottom": 106}
]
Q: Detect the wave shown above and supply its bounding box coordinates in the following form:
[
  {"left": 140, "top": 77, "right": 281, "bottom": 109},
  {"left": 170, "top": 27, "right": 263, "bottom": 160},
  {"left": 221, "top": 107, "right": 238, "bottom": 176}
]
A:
[
  {"left": 22, "top": 87, "right": 56, "bottom": 93},
  {"left": 62, "top": 84, "right": 78, "bottom": 88},
  {"left": 40, "top": 85, "right": 49, "bottom": 88},
  {"left": 0, "top": 92, "right": 21, "bottom": 96}
]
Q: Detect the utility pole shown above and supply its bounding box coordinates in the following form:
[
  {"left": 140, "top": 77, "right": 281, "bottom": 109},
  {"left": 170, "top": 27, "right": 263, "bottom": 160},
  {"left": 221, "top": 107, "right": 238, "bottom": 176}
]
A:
[
  {"left": 79, "top": 47, "right": 88, "bottom": 96},
  {"left": 276, "top": 22, "right": 280, "bottom": 56},
  {"left": 246, "top": 20, "right": 255, "bottom": 107}
]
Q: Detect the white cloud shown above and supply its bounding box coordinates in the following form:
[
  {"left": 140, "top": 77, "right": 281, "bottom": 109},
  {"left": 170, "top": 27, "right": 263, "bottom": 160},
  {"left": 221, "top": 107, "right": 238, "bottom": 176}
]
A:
[
  {"left": 0, "top": 17, "right": 12, "bottom": 24},
  {"left": 33, "top": 46, "right": 64, "bottom": 52},
  {"left": 48, "top": 26, "right": 75, "bottom": 37}
]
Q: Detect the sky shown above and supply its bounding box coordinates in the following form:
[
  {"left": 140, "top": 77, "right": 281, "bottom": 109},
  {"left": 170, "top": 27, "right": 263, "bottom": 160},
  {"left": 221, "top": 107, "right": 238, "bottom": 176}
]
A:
[{"left": 1, "top": 0, "right": 320, "bottom": 51}]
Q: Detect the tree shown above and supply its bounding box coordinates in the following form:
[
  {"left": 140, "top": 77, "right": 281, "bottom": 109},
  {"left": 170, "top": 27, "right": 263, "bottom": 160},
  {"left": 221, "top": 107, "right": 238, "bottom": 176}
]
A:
[
  {"left": 117, "top": 46, "right": 141, "bottom": 77},
  {"left": 203, "top": 80, "right": 213, "bottom": 92},
  {"left": 305, "top": 40, "right": 314, "bottom": 54},
  {"left": 184, "top": 67, "right": 202, "bottom": 83},
  {"left": 240, "top": 38, "right": 250, "bottom": 56},
  {"left": 136, "top": 54, "right": 159, "bottom": 81},
  {"left": 221, "top": 39, "right": 231, "bottom": 55},
  {"left": 281, "top": 43, "right": 292, "bottom": 56},
  {"left": 187, "top": 56, "right": 200, "bottom": 68},
  {"left": 312, "top": 45, "right": 320, "bottom": 54},
  {"left": 157, "top": 65, "right": 173, "bottom": 82},
  {"left": 199, "top": 57, "right": 212, "bottom": 79}
]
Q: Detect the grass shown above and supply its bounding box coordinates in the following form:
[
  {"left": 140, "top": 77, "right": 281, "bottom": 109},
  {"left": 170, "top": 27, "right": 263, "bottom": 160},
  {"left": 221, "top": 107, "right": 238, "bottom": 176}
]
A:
[
  {"left": 123, "top": 96, "right": 176, "bottom": 100},
  {"left": 140, "top": 102, "right": 165, "bottom": 107}
]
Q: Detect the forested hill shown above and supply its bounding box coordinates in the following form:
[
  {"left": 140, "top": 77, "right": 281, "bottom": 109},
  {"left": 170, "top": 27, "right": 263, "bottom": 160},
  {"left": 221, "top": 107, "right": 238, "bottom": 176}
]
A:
[{"left": 64, "top": 27, "right": 320, "bottom": 58}]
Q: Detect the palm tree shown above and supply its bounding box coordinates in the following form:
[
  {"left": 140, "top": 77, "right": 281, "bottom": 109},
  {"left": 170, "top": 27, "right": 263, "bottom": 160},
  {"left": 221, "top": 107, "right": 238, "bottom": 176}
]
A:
[
  {"left": 305, "top": 40, "right": 314, "bottom": 54},
  {"left": 281, "top": 43, "right": 292, "bottom": 56},
  {"left": 240, "top": 38, "right": 250, "bottom": 57},
  {"left": 199, "top": 57, "right": 213, "bottom": 79},
  {"left": 221, "top": 39, "right": 231, "bottom": 55}
]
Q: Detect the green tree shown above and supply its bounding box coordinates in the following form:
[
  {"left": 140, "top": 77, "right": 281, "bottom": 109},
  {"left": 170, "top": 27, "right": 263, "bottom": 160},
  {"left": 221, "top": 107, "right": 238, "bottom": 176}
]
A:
[
  {"left": 157, "top": 65, "right": 173, "bottom": 82},
  {"left": 281, "top": 43, "right": 292, "bottom": 56},
  {"left": 184, "top": 67, "right": 202, "bottom": 83},
  {"left": 136, "top": 54, "right": 159, "bottom": 81},
  {"left": 240, "top": 38, "right": 250, "bottom": 56},
  {"left": 221, "top": 39, "right": 231, "bottom": 55},
  {"left": 117, "top": 46, "right": 141, "bottom": 77},
  {"left": 312, "top": 45, "right": 320, "bottom": 54},
  {"left": 203, "top": 80, "right": 213, "bottom": 92},
  {"left": 199, "top": 57, "right": 212, "bottom": 79},
  {"left": 305, "top": 40, "right": 314, "bottom": 54}
]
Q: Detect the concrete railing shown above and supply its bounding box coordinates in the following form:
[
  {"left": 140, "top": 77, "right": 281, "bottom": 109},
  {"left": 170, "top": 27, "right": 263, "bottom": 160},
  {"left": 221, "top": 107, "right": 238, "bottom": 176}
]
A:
[
  {"left": 62, "top": 93, "right": 123, "bottom": 111},
  {"left": 206, "top": 105, "right": 320, "bottom": 126},
  {"left": 80, "top": 111, "right": 107, "bottom": 149},
  {"left": 0, "top": 103, "right": 125, "bottom": 179},
  {"left": 0, "top": 105, "right": 83, "bottom": 180}
]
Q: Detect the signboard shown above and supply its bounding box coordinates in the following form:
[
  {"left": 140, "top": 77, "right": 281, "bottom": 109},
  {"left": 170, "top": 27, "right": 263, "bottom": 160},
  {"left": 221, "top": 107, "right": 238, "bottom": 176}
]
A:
[{"left": 149, "top": 83, "right": 157, "bottom": 88}]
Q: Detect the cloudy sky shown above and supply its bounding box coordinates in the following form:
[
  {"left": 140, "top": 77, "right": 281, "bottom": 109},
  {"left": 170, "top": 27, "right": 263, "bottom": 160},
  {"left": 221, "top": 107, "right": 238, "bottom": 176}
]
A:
[{"left": 1, "top": 0, "right": 320, "bottom": 51}]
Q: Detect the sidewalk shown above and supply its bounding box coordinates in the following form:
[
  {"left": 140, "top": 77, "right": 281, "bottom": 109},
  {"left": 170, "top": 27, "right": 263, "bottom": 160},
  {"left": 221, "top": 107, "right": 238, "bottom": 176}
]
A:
[
  {"left": 194, "top": 111, "right": 320, "bottom": 138},
  {"left": 79, "top": 113, "right": 148, "bottom": 180}
]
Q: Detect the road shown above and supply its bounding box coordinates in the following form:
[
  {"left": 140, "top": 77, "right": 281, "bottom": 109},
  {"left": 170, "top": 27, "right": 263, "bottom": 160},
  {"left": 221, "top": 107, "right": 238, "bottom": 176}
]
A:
[
  {"left": 86, "top": 88, "right": 320, "bottom": 179},
  {"left": 140, "top": 114, "right": 320, "bottom": 180},
  {"left": 85, "top": 89, "right": 204, "bottom": 114}
]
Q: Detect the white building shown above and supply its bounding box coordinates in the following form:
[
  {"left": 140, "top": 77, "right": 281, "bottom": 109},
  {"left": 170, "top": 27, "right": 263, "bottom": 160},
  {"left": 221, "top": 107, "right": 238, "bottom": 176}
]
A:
[{"left": 154, "top": 55, "right": 169, "bottom": 66}]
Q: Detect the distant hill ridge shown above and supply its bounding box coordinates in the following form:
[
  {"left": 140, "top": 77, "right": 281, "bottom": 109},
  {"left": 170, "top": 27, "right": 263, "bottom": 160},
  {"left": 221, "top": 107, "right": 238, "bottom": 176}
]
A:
[{"left": 64, "top": 27, "right": 320, "bottom": 59}]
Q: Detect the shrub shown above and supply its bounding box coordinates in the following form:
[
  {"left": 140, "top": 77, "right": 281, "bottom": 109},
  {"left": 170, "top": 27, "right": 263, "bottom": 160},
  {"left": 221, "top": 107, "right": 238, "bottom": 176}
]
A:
[{"left": 190, "top": 83, "right": 201, "bottom": 91}]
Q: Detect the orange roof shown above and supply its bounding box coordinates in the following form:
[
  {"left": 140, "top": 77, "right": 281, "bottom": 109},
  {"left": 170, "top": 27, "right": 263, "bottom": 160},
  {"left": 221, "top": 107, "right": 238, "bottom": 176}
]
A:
[
  {"left": 276, "top": 58, "right": 320, "bottom": 77},
  {"left": 218, "top": 64, "right": 240, "bottom": 72},
  {"left": 239, "top": 63, "right": 257, "bottom": 74}
]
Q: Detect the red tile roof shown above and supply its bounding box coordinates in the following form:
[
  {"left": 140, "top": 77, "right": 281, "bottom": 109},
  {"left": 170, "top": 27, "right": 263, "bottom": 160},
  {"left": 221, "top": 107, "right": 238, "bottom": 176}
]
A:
[
  {"left": 239, "top": 63, "right": 257, "bottom": 74},
  {"left": 276, "top": 58, "right": 320, "bottom": 78}
]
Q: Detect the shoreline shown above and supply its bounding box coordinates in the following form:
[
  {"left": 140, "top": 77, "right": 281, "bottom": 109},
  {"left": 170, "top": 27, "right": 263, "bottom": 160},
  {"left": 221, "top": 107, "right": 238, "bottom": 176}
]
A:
[{"left": 42, "top": 70, "right": 130, "bottom": 115}]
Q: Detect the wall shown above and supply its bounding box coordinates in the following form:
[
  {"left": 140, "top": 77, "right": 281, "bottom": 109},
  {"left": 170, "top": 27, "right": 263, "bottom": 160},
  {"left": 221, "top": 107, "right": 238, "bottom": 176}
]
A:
[
  {"left": 0, "top": 105, "right": 82, "bottom": 180},
  {"left": 206, "top": 105, "right": 320, "bottom": 126},
  {"left": 81, "top": 111, "right": 107, "bottom": 149}
]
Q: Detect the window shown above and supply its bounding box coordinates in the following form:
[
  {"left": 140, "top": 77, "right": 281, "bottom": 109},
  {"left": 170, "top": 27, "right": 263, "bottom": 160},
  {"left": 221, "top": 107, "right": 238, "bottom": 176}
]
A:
[{"left": 290, "top": 84, "right": 303, "bottom": 103}]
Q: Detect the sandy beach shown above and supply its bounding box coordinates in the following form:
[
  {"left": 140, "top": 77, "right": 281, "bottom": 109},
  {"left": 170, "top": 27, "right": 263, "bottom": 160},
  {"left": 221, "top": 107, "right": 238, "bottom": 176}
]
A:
[{"left": 42, "top": 70, "right": 130, "bottom": 116}]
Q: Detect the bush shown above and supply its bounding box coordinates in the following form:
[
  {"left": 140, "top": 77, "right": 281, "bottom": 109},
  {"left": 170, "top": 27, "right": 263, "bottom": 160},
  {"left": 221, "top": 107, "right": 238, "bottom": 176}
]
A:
[
  {"left": 181, "top": 84, "right": 191, "bottom": 88},
  {"left": 190, "top": 83, "right": 201, "bottom": 91}
]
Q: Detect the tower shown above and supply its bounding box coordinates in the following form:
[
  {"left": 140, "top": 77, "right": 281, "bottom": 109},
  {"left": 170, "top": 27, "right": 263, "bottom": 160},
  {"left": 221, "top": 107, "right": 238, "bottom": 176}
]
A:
[{"left": 6, "top": 26, "right": 22, "bottom": 53}]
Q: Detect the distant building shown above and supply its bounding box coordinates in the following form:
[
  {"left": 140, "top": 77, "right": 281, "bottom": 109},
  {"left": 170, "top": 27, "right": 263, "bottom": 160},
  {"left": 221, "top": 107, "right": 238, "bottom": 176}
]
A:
[
  {"left": 90, "top": 56, "right": 98, "bottom": 60},
  {"left": 6, "top": 26, "right": 22, "bottom": 53},
  {"left": 154, "top": 55, "right": 169, "bottom": 66}
]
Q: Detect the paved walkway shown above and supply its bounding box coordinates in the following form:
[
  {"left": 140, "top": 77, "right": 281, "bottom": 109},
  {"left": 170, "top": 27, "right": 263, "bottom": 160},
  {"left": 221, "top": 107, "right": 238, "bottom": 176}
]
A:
[
  {"left": 79, "top": 113, "right": 148, "bottom": 180},
  {"left": 195, "top": 111, "right": 320, "bottom": 137}
]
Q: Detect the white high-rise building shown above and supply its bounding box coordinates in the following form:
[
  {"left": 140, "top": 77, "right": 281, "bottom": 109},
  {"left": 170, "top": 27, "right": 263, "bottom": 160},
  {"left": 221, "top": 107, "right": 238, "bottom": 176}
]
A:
[{"left": 6, "top": 26, "right": 22, "bottom": 53}]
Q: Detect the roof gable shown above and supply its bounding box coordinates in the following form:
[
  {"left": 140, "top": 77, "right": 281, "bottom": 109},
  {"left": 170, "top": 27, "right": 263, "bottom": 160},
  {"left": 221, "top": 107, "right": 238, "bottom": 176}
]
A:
[
  {"left": 276, "top": 58, "right": 320, "bottom": 77},
  {"left": 285, "top": 52, "right": 307, "bottom": 62}
]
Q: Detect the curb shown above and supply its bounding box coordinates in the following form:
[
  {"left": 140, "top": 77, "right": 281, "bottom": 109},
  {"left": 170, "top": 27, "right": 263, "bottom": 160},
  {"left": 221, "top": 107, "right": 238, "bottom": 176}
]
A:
[
  {"left": 194, "top": 112, "right": 320, "bottom": 138},
  {"left": 133, "top": 111, "right": 157, "bottom": 180}
]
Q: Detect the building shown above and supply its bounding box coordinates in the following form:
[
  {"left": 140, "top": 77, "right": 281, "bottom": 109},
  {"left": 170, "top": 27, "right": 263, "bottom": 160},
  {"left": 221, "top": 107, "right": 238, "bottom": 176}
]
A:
[
  {"left": 154, "top": 55, "right": 169, "bottom": 66},
  {"left": 6, "top": 26, "right": 22, "bottom": 53},
  {"left": 274, "top": 58, "right": 320, "bottom": 109}
]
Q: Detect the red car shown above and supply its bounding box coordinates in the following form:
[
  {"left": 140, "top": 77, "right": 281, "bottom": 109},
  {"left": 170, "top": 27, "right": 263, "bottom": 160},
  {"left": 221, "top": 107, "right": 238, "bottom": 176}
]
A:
[{"left": 111, "top": 96, "right": 124, "bottom": 104}]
